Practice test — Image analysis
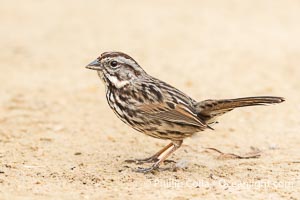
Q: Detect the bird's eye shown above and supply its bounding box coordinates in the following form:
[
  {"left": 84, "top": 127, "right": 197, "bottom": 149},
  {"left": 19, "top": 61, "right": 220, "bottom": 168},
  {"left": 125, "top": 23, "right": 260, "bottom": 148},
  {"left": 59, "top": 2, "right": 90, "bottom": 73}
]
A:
[{"left": 110, "top": 61, "right": 118, "bottom": 68}]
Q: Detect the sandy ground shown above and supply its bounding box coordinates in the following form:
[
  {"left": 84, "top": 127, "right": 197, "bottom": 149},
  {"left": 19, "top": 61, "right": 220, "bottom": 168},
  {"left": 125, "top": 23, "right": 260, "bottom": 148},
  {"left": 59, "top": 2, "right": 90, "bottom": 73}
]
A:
[{"left": 1, "top": 0, "right": 300, "bottom": 199}]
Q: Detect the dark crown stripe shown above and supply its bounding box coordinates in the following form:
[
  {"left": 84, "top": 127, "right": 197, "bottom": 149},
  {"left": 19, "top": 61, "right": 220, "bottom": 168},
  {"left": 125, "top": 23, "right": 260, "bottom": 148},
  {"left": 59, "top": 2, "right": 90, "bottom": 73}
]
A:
[{"left": 100, "top": 52, "right": 135, "bottom": 61}]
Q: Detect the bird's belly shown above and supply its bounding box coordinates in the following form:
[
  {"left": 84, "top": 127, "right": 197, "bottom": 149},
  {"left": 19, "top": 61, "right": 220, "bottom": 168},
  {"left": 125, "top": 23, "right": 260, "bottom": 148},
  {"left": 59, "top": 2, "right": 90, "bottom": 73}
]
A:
[
  {"left": 105, "top": 90, "right": 203, "bottom": 140},
  {"left": 108, "top": 101, "right": 201, "bottom": 140}
]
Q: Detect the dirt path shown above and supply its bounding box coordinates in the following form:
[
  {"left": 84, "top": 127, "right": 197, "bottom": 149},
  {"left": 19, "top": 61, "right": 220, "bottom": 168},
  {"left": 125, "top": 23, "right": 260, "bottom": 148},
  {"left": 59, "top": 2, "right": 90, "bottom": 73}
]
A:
[{"left": 1, "top": 1, "right": 299, "bottom": 199}]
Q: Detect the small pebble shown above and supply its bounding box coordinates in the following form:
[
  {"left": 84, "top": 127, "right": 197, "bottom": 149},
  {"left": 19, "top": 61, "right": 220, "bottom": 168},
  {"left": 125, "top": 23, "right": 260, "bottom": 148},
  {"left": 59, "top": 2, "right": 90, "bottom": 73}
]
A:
[{"left": 175, "top": 159, "right": 189, "bottom": 169}]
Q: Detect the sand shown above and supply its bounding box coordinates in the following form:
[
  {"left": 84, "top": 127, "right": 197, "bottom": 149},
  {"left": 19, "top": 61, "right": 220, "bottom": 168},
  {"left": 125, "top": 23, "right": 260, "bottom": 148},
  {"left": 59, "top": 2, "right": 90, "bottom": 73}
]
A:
[{"left": 0, "top": 0, "right": 299, "bottom": 199}]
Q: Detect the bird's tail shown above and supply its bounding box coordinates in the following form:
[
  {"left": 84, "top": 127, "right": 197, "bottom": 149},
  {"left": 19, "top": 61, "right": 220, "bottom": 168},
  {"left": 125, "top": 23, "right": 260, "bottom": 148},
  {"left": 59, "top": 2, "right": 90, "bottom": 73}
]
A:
[{"left": 195, "top": 96, "right": 284, "bottom": 123}]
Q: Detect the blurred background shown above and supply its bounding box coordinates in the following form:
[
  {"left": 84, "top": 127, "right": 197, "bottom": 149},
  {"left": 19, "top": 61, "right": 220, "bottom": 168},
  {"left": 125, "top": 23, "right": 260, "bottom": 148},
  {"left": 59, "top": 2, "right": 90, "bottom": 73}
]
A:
[{"left": 0, "top": 0, "right": 299, "bottom": 199}]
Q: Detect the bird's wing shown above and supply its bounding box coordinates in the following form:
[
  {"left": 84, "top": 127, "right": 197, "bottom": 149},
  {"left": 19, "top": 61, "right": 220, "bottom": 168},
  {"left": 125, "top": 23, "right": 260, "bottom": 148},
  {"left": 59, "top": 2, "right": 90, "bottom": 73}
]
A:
[{"left": 137, "top": 102, "right": 208, "bottom": 128}]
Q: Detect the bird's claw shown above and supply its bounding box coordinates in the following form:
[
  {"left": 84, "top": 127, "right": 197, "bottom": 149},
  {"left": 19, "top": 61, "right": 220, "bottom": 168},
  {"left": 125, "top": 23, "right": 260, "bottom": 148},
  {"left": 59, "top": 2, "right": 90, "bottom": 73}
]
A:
[
  {"left": 124, "top": 157, "right": 158, "bottom": 165},
  {"left": 135, "top": 164, "right": 159, "bottom": 173}
]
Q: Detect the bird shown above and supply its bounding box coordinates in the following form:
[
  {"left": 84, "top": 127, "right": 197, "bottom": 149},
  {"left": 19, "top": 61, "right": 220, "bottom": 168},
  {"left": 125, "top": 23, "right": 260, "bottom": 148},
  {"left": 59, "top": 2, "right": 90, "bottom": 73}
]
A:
[{"left": 86, "top": 51, "right": 284, "bottom": 173}]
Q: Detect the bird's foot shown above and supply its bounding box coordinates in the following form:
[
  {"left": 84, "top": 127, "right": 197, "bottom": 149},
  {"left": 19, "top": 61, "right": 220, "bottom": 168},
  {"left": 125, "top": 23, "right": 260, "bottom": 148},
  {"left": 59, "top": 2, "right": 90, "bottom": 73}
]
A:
[
  {"left": 125, "top": 158, "right": 176, "bottom": 165},
  {"left": 134, "top": 163, "right": 159, "bottom": 173},
  {"left": 124, "top": 156, "right": 158, "bottom": 165}
]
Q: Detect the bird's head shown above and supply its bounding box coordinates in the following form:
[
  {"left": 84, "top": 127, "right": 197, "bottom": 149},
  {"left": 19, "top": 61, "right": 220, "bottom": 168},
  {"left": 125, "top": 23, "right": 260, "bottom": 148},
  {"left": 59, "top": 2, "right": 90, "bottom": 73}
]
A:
[{"left": 86, "top": 52, "right": 146, "bottom": 88}]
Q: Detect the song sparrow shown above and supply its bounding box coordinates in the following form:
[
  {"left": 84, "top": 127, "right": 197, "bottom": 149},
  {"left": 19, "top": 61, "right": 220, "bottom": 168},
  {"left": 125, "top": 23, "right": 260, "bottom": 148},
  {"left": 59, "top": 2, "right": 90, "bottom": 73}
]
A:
[{"left": 86, "top": 51, "right": 284, "bottom": 173}]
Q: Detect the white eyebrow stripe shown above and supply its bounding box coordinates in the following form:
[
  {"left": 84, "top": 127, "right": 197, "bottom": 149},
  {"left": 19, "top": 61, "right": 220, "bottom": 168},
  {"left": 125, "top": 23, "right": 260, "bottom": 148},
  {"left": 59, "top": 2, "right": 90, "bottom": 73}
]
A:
[{"left": 114, "top": 56, "right": 139, "bottom": 68}]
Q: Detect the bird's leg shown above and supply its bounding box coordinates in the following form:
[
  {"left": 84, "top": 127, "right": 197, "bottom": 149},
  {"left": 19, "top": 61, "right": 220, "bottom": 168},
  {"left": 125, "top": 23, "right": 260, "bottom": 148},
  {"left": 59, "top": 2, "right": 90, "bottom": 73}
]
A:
[
  {"left": 136, "top": 140, "right": 183, "bottom": 173},
  {"left": 125, "top": 142, "right": 173, "bottom": 164}
]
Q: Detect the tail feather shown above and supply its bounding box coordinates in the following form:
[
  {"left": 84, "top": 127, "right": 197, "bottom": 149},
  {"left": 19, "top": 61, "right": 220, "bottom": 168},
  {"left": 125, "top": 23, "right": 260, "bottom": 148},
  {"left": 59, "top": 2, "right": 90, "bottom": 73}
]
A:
[{"left": 196, "top": 96, "right": 284, "bottom": 123}]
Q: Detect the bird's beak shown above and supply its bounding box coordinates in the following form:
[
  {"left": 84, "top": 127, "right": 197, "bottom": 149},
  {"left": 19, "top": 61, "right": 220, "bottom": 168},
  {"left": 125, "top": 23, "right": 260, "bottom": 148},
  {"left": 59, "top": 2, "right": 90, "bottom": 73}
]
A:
[{"left": 86, "top": 59, "right": 102, "bottom": 70}]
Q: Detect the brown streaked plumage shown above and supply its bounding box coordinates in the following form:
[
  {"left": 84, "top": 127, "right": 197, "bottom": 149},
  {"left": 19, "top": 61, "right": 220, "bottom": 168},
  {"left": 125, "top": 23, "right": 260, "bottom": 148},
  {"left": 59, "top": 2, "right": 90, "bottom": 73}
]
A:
[{"left": 86, "top": 51, "right": 285, "bottom": 173}]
